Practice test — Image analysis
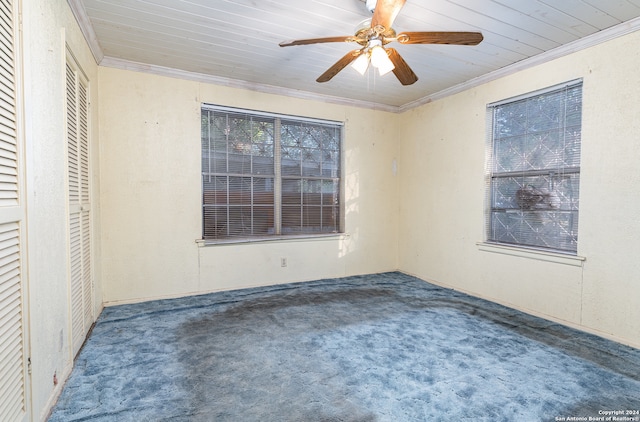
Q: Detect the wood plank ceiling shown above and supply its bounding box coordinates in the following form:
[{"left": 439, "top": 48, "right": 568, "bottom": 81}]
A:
[{"left": 71, "top": 0, "right": 640, "bottom": 111}]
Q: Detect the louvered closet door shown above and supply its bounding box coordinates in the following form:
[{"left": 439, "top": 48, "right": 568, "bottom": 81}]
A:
[
  {"left": 0, "top": 1, "right": 29, "bottom": 421},
  {"left": 66, "top": 57, "right": 93, "bottom": 357}
]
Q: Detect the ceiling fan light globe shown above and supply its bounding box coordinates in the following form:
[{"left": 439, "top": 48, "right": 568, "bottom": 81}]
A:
[
  {"left": 351, "top": 53, "right": 370, "bottom": 75},
  {"left": 365, "top": 0, "right": 377, "bottom": 13},
  {"left": 377, "top": 60, "right": 395, "bottom": 76},
  {"left": 370, "top": 45, "right": 395, "bottom": 75}
]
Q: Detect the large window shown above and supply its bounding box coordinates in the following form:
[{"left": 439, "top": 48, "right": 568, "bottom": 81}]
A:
[
  {"left": 201, "top": 105, "right": 342, "bottom": 241},
  {"left": 487, "top": 81, "right": 582, "bottom": 254}
]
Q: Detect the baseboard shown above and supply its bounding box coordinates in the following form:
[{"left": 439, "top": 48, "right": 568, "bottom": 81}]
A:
[
  {"left": 39, "top": 361, "right": 73, "bottom": 422},
  {"left": 399, "top": 270, "right": 640, "bottom": 351}
]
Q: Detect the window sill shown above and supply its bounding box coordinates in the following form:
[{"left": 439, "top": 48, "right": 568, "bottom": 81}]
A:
[
  {"left": 476, "top": 242, "right": 585, "bottom": 267},
  {"left": 196, "top": 233, "right": 349, "bottom": 247}
]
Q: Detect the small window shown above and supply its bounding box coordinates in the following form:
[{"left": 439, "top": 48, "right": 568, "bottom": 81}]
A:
[
  {"left": 201, "top": 105, "right": 342, "bottom": 241},
  {"left": 486, "top": 81, "right": 582, "bottom": 254}
]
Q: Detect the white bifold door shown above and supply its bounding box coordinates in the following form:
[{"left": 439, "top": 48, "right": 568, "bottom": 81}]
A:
[
  {"left": 0, "top": 0, "right": 30, "bottom": 421},
  {"left": 65, "top": 53, "right": 93, "bottom": 358}
]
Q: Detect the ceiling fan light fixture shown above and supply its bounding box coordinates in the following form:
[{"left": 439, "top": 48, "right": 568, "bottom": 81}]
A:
[
  {"left": 351, "top": 52, "right": 370, "bottom": 75},
  {"left": 365, "top": 0, "right": 377, "bottom": 13},
  {"left": 280, "top": 0, "right": 482, "bottom": 85},
  {"left": 370, "top": 45, "right": 395, "bottom": 76}
]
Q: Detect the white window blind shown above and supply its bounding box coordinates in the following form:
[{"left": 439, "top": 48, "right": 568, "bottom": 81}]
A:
[
  {"left": 0, "top": 0, "right": 27, "bottom": 421},
  {"left": 201, "top": 106, "right": 342, "bottom": 241},
  {"left": 487, "top": 81, "right": 582, "bottom": 254}
]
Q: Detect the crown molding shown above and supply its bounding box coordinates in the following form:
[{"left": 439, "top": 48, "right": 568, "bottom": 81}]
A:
[
  {"left": 99, "top": 56, "right": 401, "bottom": 113},
  {"left": 67, "top": 0, "right": 104, "bottom": 63},
  {"left": 399, "top": 16, "right": 640, "bottom": 112}
]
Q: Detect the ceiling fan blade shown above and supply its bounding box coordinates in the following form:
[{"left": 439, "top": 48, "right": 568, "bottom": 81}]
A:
[
  {"left": 279, "top": 36, "right": 354, "bottom": 47},
  {"left": 316, "top": 49, "right": 364, "bottom": 83},
  {"left": 371, "top": 0, "right": 406, "bottom": 31},
  {"left": 386, "top": 48, "right": 418, "bottom": 86},
  {"left": 397, "top": 31, "right": 484, "bottom": 45}
]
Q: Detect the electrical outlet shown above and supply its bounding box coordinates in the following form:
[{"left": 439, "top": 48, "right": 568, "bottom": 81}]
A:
[{"left": 281, "top": 257, "right": 287, "bottom": 267}]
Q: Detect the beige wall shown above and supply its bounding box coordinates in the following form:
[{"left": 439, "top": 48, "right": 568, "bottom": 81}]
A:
[
  {"left": 22, "top": 0, "right": 102, "bottom": 419},
  {"left": 398, "top": 30, "right": 640, "bottom": 348},
  {"left": 98, "top": 67, "right": 400, "bottom": 304}
]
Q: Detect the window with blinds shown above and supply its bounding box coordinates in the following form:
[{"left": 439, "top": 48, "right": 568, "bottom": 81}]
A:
[
  {"left": 486, "top": 81, "right": 582, "bottom": 254},
  {"left": 201, "top": 105, "right": 342, "bottom": 241}
]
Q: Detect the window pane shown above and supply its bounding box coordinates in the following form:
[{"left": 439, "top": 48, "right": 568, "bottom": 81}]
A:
[
  {"left": 201, "top": 110, "right": 275, "bottom": 177},
  {"left": 490, "top": 210, "right": 578, "bottom": 252},
  {"left": 491, "top": 174, "right": 579, "bottom": 211},
  {"left": 281, "top": 148, "right": 301, "bottom": 177},
  {"left": 281, "top": 178, "right": 339, "bottom": 234},
  {"left": 227, "top": 116, "right": 274, "bottom": 175},
  {"left": 202, "top": 175, "right": 275, "bottom": 239},
  {"left": 226, "top": 206, "right": 254, "bottom": 237},
  {"left": 282, "top": 179, "right": 301, "bottom": 206},
  {"left": 526, "top": 91, "right": 564, "bottom": 133},
  {"left": 281, "top": 122, "right": 341, "bottom": 178},
  {"left": 202, "top": 176, "right": 228, "bottom": 205},
  {"left": 203, "top": 206, "right": 227, "bottom": 239},
  {"left": 494, "top": 101, "right": 527, "bottom": 138},
  {"left": 303, "top": 180, "right": 323, "bottom": 205},
  {"left": 320, "top": 206, "right": 339, "bottom": 232},
  {"left": 322, "top": 180, "right": 339, "bottom": 205}
]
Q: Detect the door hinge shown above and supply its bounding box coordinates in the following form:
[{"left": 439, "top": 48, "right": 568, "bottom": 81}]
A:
[{"left": 27, "top": 357, "right": 32, "bottom": 375}]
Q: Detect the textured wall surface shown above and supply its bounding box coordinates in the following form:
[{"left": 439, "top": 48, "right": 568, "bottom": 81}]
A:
[
  {"left": 398, "top": 30, "right": 640, "bottom": 348},
  {"left": 98, "top": 68, "right": 400, "bottom": 304}
]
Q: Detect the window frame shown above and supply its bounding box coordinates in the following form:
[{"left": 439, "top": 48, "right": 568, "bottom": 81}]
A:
[
  {"left": 485, "top": 80, "right": 583, "bottom": 255},
  {"left": 200, "top": 104, "right": 344, "bottom": 244}
]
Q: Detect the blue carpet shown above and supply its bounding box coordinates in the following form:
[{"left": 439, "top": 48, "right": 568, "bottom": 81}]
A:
[{"left": 48, "top": 272, "right": 640, "bottom": 421}]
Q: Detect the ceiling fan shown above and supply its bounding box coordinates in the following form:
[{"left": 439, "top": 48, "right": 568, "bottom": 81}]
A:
[{"left": 279, "top": 0, "right": 483, "bottom": 85}]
